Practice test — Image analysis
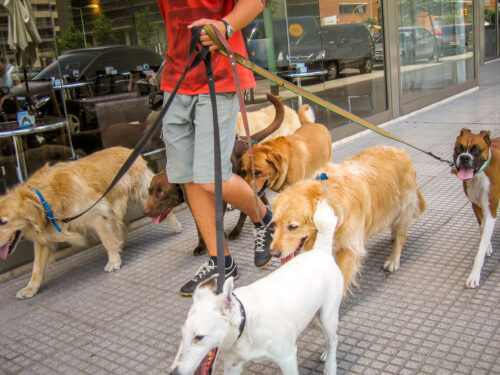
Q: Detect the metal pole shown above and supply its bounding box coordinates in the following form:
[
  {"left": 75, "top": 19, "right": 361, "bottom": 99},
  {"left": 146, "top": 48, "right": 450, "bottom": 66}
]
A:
[{"left": 78, "top": 8, "right": 88, "bottom": 48}]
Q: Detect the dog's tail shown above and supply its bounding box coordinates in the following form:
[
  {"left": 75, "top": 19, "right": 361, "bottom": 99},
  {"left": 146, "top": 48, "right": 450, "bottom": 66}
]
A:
[
  {"left": 298, "top": 104, "right": 315, "bottom": 125},
  {"left": 415, "top": 189, "right": 426, "bottom": 218}
]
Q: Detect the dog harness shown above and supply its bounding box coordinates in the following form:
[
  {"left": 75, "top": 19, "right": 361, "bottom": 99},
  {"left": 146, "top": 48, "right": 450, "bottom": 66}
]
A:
[
  {"left": 31, "top": 187, "right": 62, "bottom": 232},
  {"left": 232, "top": 292, "right": 246, "bottom": 339}
]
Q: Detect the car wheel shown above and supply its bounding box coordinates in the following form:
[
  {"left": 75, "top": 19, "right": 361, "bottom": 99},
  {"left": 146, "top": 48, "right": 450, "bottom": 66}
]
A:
[
  {"left": 326, "top": 62, "right": 338, "bottom": 80},
  {"left": 359, "top": 58, "right": 373, "bottom": 74},
  {"left": 68, "top": 114, "right": 81, "bottom": 133}
]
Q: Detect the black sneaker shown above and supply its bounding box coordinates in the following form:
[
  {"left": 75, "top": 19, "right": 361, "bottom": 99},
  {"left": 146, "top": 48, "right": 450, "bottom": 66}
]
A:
[
  {"left": 179, "top": 257, "right": 238, "bottom": 297},
  {"left": 253, "top": 221, "right": 273, "bottom": 268}
]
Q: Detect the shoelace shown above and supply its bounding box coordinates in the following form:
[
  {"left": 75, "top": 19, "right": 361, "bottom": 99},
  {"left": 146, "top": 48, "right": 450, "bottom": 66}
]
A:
[
  {"left": 193, "top": 261, "right": 216, "bottom": 281},
  {"left": 253, "top": 226, "right": 270, "bottom": 253}
]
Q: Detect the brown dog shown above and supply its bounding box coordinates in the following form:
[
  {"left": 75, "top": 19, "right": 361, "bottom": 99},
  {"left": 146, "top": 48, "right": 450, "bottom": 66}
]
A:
[
  {"left": 239, "top": 106, "right": 332, "bottom": 193},
  {"left": 452, "top": 128, "right": 500, "bottom": 288},
  {"left": 0, "top": 147, "right": 173, "bottom": 299},
  {"left": 270, "top": 146, "right": 426, "bottom": 295}
]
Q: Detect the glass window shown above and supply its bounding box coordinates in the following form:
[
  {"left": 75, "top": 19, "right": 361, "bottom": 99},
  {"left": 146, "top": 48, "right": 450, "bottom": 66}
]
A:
[
  {"left": 398, "top": 0, "right": 474, "bottom": 104},
  {"left": 243, "top": 0, "right": 386, "bottom": 140}
]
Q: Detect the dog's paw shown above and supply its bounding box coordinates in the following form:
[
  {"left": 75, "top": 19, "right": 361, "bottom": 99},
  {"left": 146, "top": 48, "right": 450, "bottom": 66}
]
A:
[
  {"left": 193, "top": 246, "right": 208, "bottom": 256},
  {"left": 383, "top": 258, "right": 400, "bottom": 272},
  {"left": 320, "top": 350, "right": 327, "bottom": 362},
  {"left": 466, "top": 272, "right": 480, "bottom": 289},
  {"left": 167, "top": 213, "right": 182, "bottom": 233},
  {"left": 487, "top": 243, "right": 493, "bottom": 257},
  {"left": 104, "top": 260, "right": 121, "bottom": 272},
  {"left": 16, "top": 286, "right": 38, "bottom": 299}
]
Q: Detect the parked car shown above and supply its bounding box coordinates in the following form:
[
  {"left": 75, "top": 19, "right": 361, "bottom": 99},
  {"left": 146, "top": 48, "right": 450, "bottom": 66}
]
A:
[
  {"left": 11, "top": 45, "right": 163, "bottom": 131},
  {"left": 439, "top": 24, "right": 472, "bottom": 56},
  {"left": 375, "top": 26, "right": 440, "bottom": 66},
  {"left": 244, "top": 18, "right": 374, "bottom": 80}
]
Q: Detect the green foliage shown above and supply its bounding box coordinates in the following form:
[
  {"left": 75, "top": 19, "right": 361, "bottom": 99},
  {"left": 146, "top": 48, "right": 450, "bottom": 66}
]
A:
[
  {"left": 57, "top": 24, "right": 85, "bottom": 53},
  {"left": 92, "top": 13, "right": 117, "bottom": 46},
  {"left": 135, "top": 7, "right": 159, "bottom": 47},
  {"left": 484, "top": 8, "right": 496, "bottom": 26}
]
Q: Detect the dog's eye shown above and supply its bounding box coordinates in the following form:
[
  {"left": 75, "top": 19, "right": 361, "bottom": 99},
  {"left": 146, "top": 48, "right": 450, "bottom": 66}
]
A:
[
  {"left": 254, "top": 170, "right": 262, "bottom": 176},
  {"left": 455, "top": 144, "right": 464, "bottom": 154},
  {"left": 288, "top": 223, "right": 298, "bottom": 231},
  {"left": 193, "top": 335, "right": 205, "bottom": 343},
  {"left": 0, "top": 218, "right": 7, "bottom": 225},
  {"left": 471, "top": 145, "right": 481, "bottom": 155}
]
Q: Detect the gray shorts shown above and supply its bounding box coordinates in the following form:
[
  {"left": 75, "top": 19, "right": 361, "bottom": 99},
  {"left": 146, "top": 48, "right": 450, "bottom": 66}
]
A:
[{"left": 162, "top": 92, "right": 238, "bottom": 184}]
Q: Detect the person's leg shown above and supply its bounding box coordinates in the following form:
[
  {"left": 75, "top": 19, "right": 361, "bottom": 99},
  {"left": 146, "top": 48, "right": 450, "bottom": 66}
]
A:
[{"left": 193, "top": 93, "right": 274, "bottom": 268}]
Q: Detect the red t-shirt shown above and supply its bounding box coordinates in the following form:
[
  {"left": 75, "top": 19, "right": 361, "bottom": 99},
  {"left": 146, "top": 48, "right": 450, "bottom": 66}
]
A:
[{"left": 158, "top": 0, "right": 256, "bottom": 95}]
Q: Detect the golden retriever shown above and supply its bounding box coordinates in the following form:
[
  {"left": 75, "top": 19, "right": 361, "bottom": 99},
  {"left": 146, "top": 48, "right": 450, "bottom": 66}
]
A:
[
  {"left": 238, "top": 105, "right": 332, "bottom": 193},
  {"left": 236, "top": 97, "right": 314, "bottom": 142},
  {"left": 270, "top": 146, "right": 426, "bottom": 295},
  {"left": 0, "top": 146, "right": 180, "bottom": 299}
]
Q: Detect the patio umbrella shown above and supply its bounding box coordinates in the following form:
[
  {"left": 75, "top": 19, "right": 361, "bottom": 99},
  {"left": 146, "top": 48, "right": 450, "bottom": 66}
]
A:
[
  {"left": 3, "top": 0, "right": 42, "bottom": 109},
  {"left": 3, "top": 0, "right": 41, "bottom": 66}
]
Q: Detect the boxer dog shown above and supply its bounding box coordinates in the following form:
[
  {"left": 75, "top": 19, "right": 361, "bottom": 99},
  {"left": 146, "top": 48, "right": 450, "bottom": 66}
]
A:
[{"left": 453, "top": 128, "right": 500, "bottom": 288}]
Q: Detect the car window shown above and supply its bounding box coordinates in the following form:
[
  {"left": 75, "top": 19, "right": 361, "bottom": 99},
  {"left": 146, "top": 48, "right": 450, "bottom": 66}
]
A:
[{"left": 33, "top": 53, "right": 98, "bottom": 81}]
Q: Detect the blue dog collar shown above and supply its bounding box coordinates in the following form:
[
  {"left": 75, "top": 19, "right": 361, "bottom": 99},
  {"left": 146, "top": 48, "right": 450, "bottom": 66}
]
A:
[
  {"left": 315, "top": 172, "right": 328, "bottom": 181},
  {"left": 31, "top": 187, "right": 62, "bottom": 232}
]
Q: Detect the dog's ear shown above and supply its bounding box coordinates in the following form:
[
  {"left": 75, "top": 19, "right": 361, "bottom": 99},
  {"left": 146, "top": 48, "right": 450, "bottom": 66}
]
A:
[
  {"left": 21, "top": 191, "right": 47, "bottom": 233},
  {"left": 267, "top": 152, "right": 284, "bottom": 174},
  {"left": 195, "top": 274, "right": 218, "bottom": 295},
  {"left": 480, "top": 130, "right": 491, "bottom": 147},
  {"left": 460, "top": 128, "right": 471, "bottom": 136},
  {"left": 220, "top": 277, "right": 236, "bottom": 316}
]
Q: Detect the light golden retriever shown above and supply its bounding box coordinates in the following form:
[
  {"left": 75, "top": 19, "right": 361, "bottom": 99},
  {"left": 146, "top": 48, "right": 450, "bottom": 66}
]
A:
[
  {"left": 270, "top": 146, "right": 426, "bottom": 295},
  {"left": 238, "top": 105, "right": 332, "bottom": 193},
  {"left": 0, "top": 147, "right": 180, "bottom": 299},
  {"left": 236, "top": 97, "right": 314, "bottom": 142}
]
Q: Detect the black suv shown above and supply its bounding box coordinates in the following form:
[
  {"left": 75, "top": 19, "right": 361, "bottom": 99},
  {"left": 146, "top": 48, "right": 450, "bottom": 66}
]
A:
[{"left": 245, "top": 18, "right": 374, "bottom": 80}]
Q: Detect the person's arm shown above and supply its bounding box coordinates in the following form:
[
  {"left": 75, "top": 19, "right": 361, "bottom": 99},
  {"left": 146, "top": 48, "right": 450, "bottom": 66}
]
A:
[{"left": 189, "top": 0, "right": 265, "bottom": 51}]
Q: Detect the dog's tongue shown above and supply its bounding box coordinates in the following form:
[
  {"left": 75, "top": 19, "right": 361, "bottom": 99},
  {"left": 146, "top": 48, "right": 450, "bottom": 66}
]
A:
[
  {"left": 194, "top": 348, "right": 218, "bottom": 375},
  {"left": 151, "top": 208, "right": 172, "bottom": 224},
  {"left": 0, "top": 243, "right": 9, "bottom": 260},
  {"left": 457, "top": 167, "right": 474, "bottom": 181},
  {"left": 281, "top": 252, "right": 295, "bottom": 265}
]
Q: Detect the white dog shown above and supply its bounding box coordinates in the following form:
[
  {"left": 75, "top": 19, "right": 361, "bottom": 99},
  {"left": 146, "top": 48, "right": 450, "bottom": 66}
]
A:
[{"left": 171, "top": 199, "right": 343, "bottom": 375}]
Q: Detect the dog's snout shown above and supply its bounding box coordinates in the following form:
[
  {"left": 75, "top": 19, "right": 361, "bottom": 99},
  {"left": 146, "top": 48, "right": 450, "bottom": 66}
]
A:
[
  {"left": 270, "top": 248, "right": 281, "bottom": 258},
  {"left": 142, "top": 206, "right": 151, "bottom": 216},
  {"left": 170, "top": 368, "right": 180, "bottom": 375}
]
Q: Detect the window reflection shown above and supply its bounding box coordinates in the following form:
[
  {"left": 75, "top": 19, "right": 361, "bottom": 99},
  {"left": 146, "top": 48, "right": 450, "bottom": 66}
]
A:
[
  {"left": 398, "top": 0, "right": 474, "bottom": 104},
  {"left": 243, "top": 0, "right": 387, "bottom": 138}
]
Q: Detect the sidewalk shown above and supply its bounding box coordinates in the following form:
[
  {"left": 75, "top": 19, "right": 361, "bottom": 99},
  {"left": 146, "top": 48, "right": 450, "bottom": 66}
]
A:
[{"left": 1, "top": 59, "right": 500, "bottom": 375}]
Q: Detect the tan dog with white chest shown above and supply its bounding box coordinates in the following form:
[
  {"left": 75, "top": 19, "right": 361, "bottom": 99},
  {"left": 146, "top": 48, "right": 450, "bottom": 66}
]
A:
[
  {"left": 270, "top": 146, "right": 426, "bottom": 294},
  {"left": 239, "top": 105, "right": 332, "bottom": 193},
  {"left": 453, "top": 128, "right": 500, "bottom": 288}
]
